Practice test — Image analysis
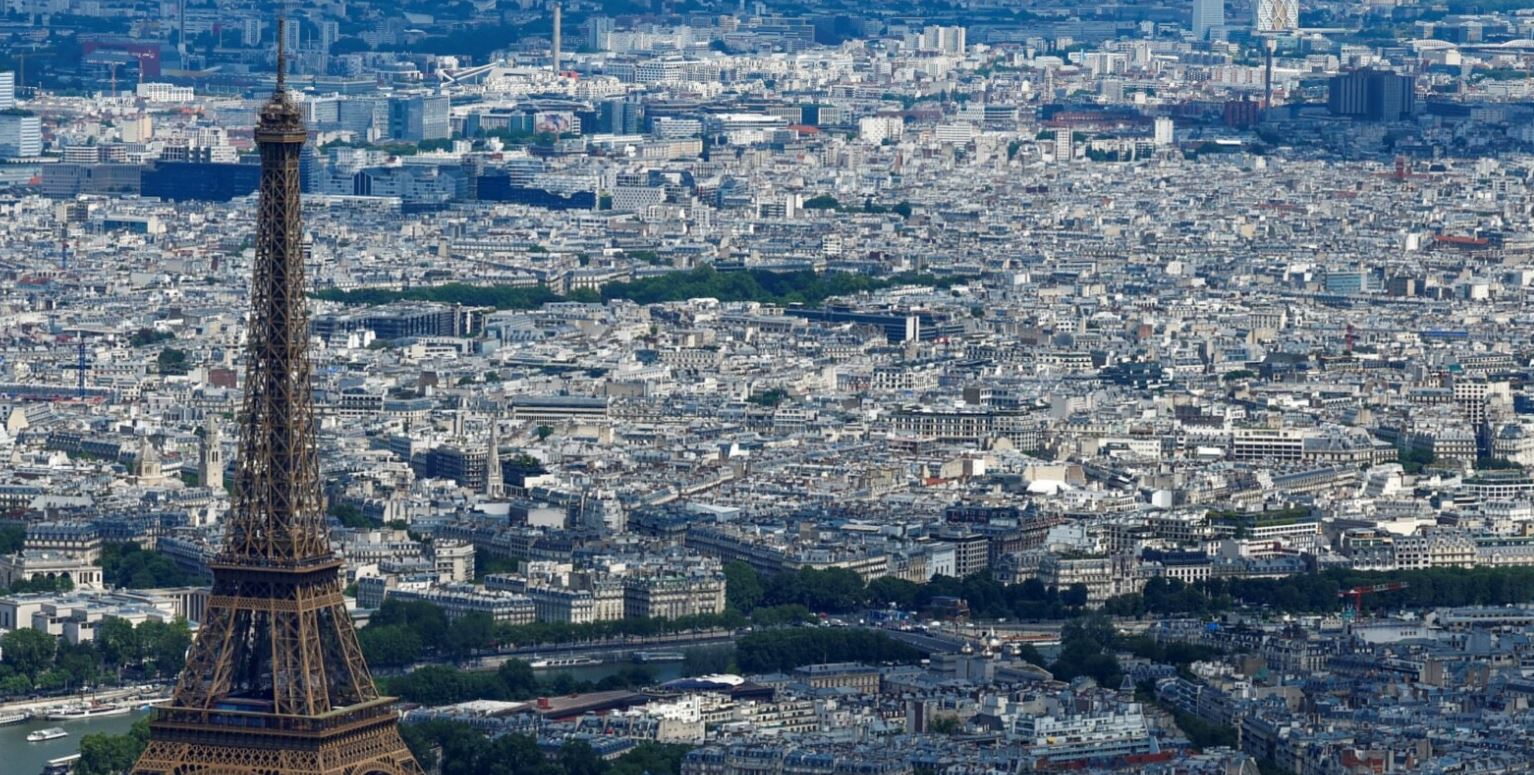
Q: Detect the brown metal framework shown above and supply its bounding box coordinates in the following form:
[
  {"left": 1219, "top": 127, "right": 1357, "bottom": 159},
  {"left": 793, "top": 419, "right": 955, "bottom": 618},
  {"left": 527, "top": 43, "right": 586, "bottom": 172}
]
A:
[{"left": 131, "top": 20, "right": 422, "bottom": 775}]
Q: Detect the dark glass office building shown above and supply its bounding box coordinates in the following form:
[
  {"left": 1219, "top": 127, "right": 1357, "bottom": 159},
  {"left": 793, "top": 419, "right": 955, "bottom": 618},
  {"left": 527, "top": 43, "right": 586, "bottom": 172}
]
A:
[{"left": 140, "top": 161, "right": 261, "bottom": 202}]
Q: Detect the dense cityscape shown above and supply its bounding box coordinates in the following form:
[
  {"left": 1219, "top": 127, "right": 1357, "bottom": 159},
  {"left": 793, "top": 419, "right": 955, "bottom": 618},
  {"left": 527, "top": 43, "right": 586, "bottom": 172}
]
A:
[{"left": 4, "top": 0, "right": 1534, "bottom": 773}]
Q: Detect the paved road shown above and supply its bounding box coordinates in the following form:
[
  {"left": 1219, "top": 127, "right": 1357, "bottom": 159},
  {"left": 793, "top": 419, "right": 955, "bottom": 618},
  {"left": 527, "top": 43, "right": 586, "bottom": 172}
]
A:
[
  {"left": 880, "top": 628, "right": 970, "bottom": 654},
  {"left": 0, "top": 683, "right": 170, "bottom": 714},
  {"left": 376, "top": 629, "right": 739, "bottom": 676}
]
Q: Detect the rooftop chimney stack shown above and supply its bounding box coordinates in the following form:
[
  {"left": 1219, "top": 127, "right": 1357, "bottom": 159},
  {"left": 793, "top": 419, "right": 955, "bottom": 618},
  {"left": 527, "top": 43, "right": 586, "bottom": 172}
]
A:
[{"left": 552, "top": 2, "right": 562, "bottom": 77}]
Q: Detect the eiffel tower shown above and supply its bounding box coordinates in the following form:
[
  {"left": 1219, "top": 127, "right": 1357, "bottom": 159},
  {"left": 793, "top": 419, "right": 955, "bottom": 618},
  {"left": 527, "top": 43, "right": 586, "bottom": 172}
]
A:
[{"left": 131, "top": 20, "right": 422, "bottom": 775}]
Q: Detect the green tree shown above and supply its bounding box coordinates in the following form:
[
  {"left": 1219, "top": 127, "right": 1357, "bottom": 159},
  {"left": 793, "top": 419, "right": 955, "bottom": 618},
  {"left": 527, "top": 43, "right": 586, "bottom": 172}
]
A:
[
  {"left": 35, "top": 669, "right": 69, "bottom": 691},
  {"left": 447, "top": 612, "right": 497, "bottom": 657},
  {"left": 137, "top": 619, "right": 193, "bottom": 677},
  {"left": 735, "top": 628, "right": 923, "bottom": 672},
  {"left": 496, "top": 658, "right": 538, "bottom": 697},
  {"left": 609, "top": 742, "right": 693, "bottom": 775},
  {"left": 95, "top": 616, "right": 142, "bottom": 670},
  {"left": 156, "top": 347, "right": 190, "bottom": 375},
  {"left": 76, "top": 716, "right": 151, "bottom": 775},
  {"left": 397, "top": 722, "right": 442, "bottom": 772},
  {"left": 559, "top": 740, "right": 606, "bottom": 775},
  {"left": 681, "top": 645, "right": 736, "bottom": 676},
  {"left": 927, "top": 714, "right": 963, "bottom": 734},
  {"left": 56, "top": 641, "right": 101, "bottom": 688},
  {"left": 1062, "top": 583, "right": 1090, "bottom": 608},
  {"left": 0, "top": 524, "right": 26, "bottom": 554},
  {"left": 97, "top": 543, "right": 200, "bottom": 589},
  {"left": 0, "top": 673, "right": 31, "bottom": 695},
  {"left": 0, "top": 627, "right": 56, "bottom": 679},
  {"left": 479, "top": 731, "right": 559, "bottom": 775},
  {"left": 763, "top": 567, "right": 868, "bottom": 612},
  {"left": 746, "top": 388, "right": 788, "bottom": 407},
  {"left": 329, "top": 501, "right": 373, "bottom": 528},
  {"left": 370, "top": 598, "right": 452, "bottom": 654},
  {"left": 358, "top": 624, "right": 423, "bottom": 667},
  {"left": 723, "top": 561, "right": 764, "bottom": 613},
  {"left": 128, "top": 328, "right": 173, "bottom": 347},
  {"left": 866, "top": 576, "right": 921, "bottom": 609},
  {"left": 1015, "top": 642, "right": 1048, "bottom": 667}
]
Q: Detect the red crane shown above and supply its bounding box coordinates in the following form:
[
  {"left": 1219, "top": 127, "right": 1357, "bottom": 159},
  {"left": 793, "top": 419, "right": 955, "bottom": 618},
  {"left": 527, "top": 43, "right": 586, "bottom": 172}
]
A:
[{"left": 1339, "top": 582, "right": 1408, "bottom": 619}]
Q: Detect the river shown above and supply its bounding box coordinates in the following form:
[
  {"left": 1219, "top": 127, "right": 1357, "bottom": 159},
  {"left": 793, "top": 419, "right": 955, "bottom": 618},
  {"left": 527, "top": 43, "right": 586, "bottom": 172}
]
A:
[
  {"left": 535, "top": 658, "right": 687, "bottom": 686},
  {"left": 3, "top": 708, "right": 152, "bottom": 775}
]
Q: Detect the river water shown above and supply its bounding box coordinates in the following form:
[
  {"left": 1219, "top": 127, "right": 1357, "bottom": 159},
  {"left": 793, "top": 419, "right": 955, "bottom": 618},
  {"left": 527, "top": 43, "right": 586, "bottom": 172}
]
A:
[
  {"left": 537, "top": 659, "right": 686, "bottom": 686},
  {"left": 3, "top": 708, "right": 152, "bottom": 775}
]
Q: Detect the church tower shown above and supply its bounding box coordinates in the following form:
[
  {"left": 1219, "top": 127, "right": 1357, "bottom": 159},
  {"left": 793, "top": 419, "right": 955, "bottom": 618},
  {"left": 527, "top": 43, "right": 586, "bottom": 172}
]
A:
[
  {"left": 484, "top": 417, "right": 504, "bottom": 497},
  {"left": 200, "top": 415, "right": 223, "bottom": 492}
]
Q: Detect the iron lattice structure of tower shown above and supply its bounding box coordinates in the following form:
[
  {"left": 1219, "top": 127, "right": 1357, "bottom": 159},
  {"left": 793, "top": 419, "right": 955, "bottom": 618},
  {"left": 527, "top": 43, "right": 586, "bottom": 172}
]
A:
[{"left": 131, "top": 21, "right": 422, "bottom": 775}]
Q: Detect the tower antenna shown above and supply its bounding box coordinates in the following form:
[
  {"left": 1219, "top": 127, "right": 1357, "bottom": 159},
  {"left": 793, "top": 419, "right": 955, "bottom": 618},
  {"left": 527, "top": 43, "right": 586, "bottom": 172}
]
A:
[{"left": 276, "top": 15, "right": 287, "bottom": 92}]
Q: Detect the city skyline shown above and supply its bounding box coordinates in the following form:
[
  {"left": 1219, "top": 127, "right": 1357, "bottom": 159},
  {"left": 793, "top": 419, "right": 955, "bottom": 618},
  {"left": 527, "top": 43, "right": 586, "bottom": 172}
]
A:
[{"left": 2, "top": 1, "right": 1534, "bottom": 774}]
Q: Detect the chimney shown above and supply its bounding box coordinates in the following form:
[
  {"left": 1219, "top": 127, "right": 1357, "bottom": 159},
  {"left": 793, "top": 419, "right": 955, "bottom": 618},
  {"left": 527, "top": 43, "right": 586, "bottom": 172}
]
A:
[{"left": 552, "top": 3, "right": 562, "bottom": 77}]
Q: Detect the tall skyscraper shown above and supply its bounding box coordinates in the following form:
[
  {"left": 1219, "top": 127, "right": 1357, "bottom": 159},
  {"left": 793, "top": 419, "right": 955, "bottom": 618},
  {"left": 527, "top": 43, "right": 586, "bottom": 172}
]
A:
[
  {"left": 588, "top": 15, "right": 614, "bottom": 51},
  {"left": 1327, "top": 69, "right": 1416, "bottom": 122},
  {"left": 919, "top": 25, "right": 966, "bottom": 55},
  {"left": 1255, "top": 0, "right": 1298, "bottom": 33},
  {"left": 0, "top": 113, "right": 41, "bottom": 158},
  {"left": 1192, "top": 0, "right": 1224, "bottom": 40},
  {"left": 0, "top": 71, "right": 15, "bottom": 109},
  {"left": 130, "top": 20, "right": 422, "bottom": 775},
  {"left": 1054, "top": 130, "right": 1073, "bottom": 164},
  {"left": 388, "top": 94, "right": 450, "bottom": 142}
]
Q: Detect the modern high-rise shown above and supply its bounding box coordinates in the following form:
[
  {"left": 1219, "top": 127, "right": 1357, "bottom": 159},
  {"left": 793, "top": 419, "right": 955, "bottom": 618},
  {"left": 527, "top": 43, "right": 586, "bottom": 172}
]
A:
[
  {"left": 1327, "top": 69, "right": 1416, "bottom": 122},
  {"left": 0, "top": 71, "right": 14, "bottom": 109},
  {"left": 588, "top": 15, "right": 615, "bottom": 51},
  {"left": 1054, "top": 129, "right": 1074, "bottom": 164},
  {"left": 130, "top": 21, "right": 422, "bottom": 775},
  {"left": 0, "top": 112, "right": 41, "bottom": 158},
  {"left": 1192, "top": 0, "right": 1224, "bottom": 40},
  {"left": 599, "top": 97, "right": 644, "bottom": 134},
  {"left": 1255, "top": 0, "right": 1298, "bottom": 33},
  {"left": 388, "top": 93, "right": 450, "bottom": 142},
  {"left": 919, "top": 25, "right": 966, "bottom": 55},
  {"left": 282, "top": 18, "right": 300, "bottom": 55}
]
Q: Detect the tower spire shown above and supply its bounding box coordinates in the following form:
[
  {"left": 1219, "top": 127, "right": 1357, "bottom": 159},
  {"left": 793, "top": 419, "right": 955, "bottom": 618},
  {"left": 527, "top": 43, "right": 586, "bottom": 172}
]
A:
[{"left": 275, "top": 15, "right": 287, "bottom": 93}]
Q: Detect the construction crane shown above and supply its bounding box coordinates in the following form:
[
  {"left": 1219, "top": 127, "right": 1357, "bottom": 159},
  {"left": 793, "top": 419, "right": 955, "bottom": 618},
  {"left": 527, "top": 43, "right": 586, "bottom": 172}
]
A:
[
  {"left": 60, "top": 339, "right": 92, "bottom": 400},
  {"left": 132, "top": 51, "right": 155, "bottom": 89},
  {"left": 12, "top": 47, "right": 56, "bottom": 98},
  {"left": 1339, "top": 582, "right": 1408, "bottom": 620},
  {"left": 60, "top": 327, "right": 110, "bottom": 401}
]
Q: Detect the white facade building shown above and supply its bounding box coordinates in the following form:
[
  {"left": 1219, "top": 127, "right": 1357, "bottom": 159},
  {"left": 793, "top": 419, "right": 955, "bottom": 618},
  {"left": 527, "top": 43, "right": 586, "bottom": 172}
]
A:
[
  {"left": 1255, "top": 0, "right": 1298, "bottom": 33},
  {"left": 0, "top": 113, "right": 41, "bottom": 158}
]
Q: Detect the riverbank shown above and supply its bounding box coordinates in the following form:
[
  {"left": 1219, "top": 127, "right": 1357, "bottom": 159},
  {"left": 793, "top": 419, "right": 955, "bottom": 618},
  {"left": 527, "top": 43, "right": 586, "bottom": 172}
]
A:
[
  {"left": 3, "top": 707, "right": 152, "bottom": 775},
  {"left": 0, "top": 683, "right": 170, "bottom": 715}
]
